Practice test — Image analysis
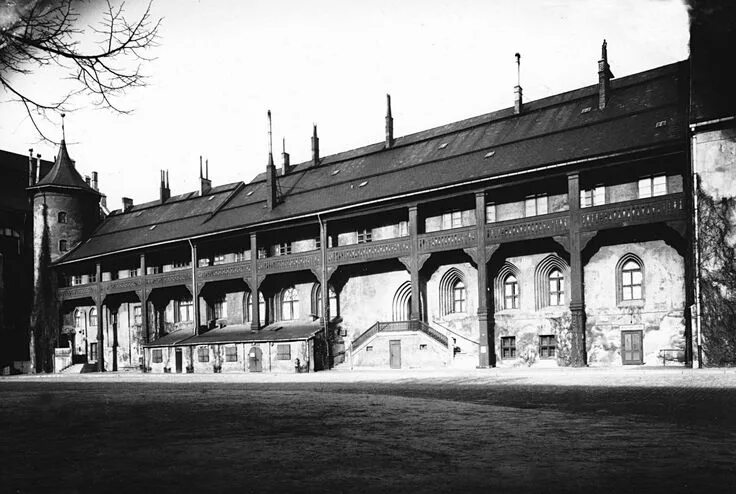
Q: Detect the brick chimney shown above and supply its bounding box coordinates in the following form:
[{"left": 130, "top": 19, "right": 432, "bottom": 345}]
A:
[
  {"left": 385, "top": 94, "right": 394, "bottom": 148},
  {"left": 160, "top": 169, "right": 170, "bottom": 203},
  {"left": 122, "top": 197, "right": 133, "bottom": 211},
  {"left": 598, "top": 39, "right": 614, "bottom": 110},
  {"left": 266, "top": 110, "right": 278, "bottom": 209},
  {"left": 199, "top": 156, "right": 212, "bottom": 196},
  {"left": 311, "top": 124, "right": 320, "bottom": 165},
  {"left": 28, "top": 149, "right": 36, "bottom": 186},
  {"left": 281, "top": 138, "right": 291, "bottom": 175},
  {"left": 514, "top": 53, "right": 523, "bottom": 114},
  {"left": 91, "top": 171, "right": 98, "bottom": 191}
]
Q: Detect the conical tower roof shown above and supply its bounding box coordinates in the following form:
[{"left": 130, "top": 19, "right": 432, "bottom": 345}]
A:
[{"left": 29, "top": 139, "right": 97, "bottom": 194}]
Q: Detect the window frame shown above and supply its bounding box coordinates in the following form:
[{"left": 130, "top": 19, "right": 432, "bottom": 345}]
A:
[
  {"left": 281, "top": 287, "right": 299, "bottom": 320},
  {"left": 616, "top": 254, "right": 645, "bottom": 305},
  {"left": 225, "top": 345, "right": 238, "bottom": 362},
  {"left": 59, "top": 239, "right": 68, "bottom": 252},
  {"left": 451, "top": 280, "right": 466, "bottom": 313},
  {"left": 500, "top": 336, "right": 516, "bottom": 359},
  {"left": 276, "top": 344, "right": 291, "bottom": 360},
  {"left": 503, "top": 274, "right": 519, "bottom": 310},
  {"left": 152, "top": 349, "right": 163, "bottom": 363},
  {"left": 197, "top": 346, "right": 210, "bottom": 363},
  {"left": 57, "top": 211, "right": 67, "bottom": 224},
  {"left": 548, "top": 269, "right": 565, "bottom": 306},
  {"left": 539, "top": 334, "right": 557, "bottom": 359},
  {"left": 525, "top": 194, "right": 548, "bottom": 217}
]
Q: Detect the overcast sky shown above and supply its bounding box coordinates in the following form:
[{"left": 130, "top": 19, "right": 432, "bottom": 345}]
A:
[{"left": 1, "top": 0, "right": 689, "bottom": 210}]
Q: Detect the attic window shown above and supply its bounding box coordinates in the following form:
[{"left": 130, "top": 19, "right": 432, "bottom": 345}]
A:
[
  {"left": 208, "top": 195, "right": 215, "bottom": 201},
  {"left": 484, "top": 151, "right": 496, "bottom": 159},
  {"left": 149, "top": 225, "right": 157, "bottom": 230},
  {"left": 581, "top": 107, "right": 592, "bottom": 114},
  {"left": 438, "top": 143, "right": 448, "bottom": 149},
  {"left": 655, "top": 120, "right": 668, "bottom": 128},
  {"left": 246, "top": 190, "right": 254, "bottom": 196},
  {"left": 331, "top": 169, "right": 340, "bottom": 176},
  {"left": 358, "top": 181, "right": 368, "bottom": 188}
]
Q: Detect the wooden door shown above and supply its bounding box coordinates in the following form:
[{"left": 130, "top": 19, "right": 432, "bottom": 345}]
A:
[
  {"left": 248, "top": 346, "right": 263, "bottom": 372},
  {"left": 389, "top": 340, "right": 401, "bottom": 369},
  {"left": 621, "top": 330, "right": 643, "bottom": 365},
  {"left": 175, "top": 349, "right": 183, "bottom": 373}
]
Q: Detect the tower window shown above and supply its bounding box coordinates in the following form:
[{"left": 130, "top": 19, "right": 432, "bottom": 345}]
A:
[
  {"left": 57, "top": 212, "right": 67, "bottom": 224},
  {"left": 59, "top": 239, "right": 68, "bottom": 252}
]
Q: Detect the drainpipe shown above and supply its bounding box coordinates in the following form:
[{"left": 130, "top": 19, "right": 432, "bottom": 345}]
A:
[{"left": 691, "top": 150, "right": 703, "bottom": 369}]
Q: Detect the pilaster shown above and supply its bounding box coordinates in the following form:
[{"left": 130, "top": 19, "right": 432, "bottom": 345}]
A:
[{"left": 474, "top": 192, "right": 495, "bottom": 367}]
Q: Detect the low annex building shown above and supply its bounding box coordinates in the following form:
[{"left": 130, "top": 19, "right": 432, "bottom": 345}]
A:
[{"left": 42, "top": 42, "right": 700, "bottom": 373}]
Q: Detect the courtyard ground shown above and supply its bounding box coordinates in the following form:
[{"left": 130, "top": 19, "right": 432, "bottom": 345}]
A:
[{"left": 1, "top": 367, "right": 736, "bottom": 493}]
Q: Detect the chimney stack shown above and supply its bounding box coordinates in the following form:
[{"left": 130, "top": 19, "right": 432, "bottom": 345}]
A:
[
  {"left": 91, "top": 171, "right": 98, "bottom": 191},
  {"left": 160, "top": 169, "right": 170, "bottom": 203},
  {"left": 281, "top": 138, "right": 291, "bottom": 175},
  {"left": 266, "top": 110, "right": 278, "bottom": 210},
  {"left": 385, "top": 94, "right": 394, "bottom": 148},
  {"left": 28, "top": 149, "right": 36, "bottom": 186},
  {"left": 199, "top": 155, "right": 212, "bottom": 195},
  {"left": 311, "top": 124, "right": 320, "bottom": 165},
  {"left": 35, "top": 154, "right": 41, "bottom": 183},
  {"left": 85, "top": 175, "right": 91, "bottom": 186},
  {"left": 598, "top": 39, "right": 614, "bottom": 110},
  {"left": 514, "top": 53, "right": 523, "bottom": 114},
  {"left": 122, "top": 197, "right": 133, "bottom": 211}
]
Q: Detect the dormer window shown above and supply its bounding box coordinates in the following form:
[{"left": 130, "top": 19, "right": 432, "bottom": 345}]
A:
[{"left": 58, "top": 212, "right": 67, "bottom": 224}]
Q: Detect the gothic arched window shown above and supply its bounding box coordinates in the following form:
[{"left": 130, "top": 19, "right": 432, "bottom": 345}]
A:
[
  {"left": 504, "top": 274, "right": 519, "bottom": 310},
  {"left": 548, "top": 269, "right": 565, "bottom": 306},
  {"left": 617, "top": 254, "right": 645, "bottom": 304},
  {"left": 281, "top": 287, "right": 299, "bottom": 320}
]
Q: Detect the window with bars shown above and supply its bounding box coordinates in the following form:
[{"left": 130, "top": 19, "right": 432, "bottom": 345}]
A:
[
  {"left": 276, "top": 344, "right": 291, "bottom": 360},
  {"left": 539, "top": 335, "right": 557, "bottom": 358},
  {"left": 357, "top": 229, "right": 372, "bottom": 244},
  {"left": 548, "top": 269, "right": 565, "bottom": 306},
  {"left": 638, "top": 175, "right": 667, "bottom": 198},
  {"left": 225, "top": 346, "right": 238, "bottom": 362},
  {"left": 152, "top": 349, "right": 163, "bottom": 363},
  {"left": 501, "top": 336, "right": 516, "bottom": 359},
  {"left": 524, "top": 194, "right": 548, "bottom": 217},
  {"left": 504, "top": 275, "right": 519, "bottom": 309},
  {"left": 197, "top": 347, "right": 209, "bottom": 363}
]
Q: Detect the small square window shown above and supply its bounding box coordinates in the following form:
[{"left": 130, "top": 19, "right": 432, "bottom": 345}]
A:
[
  {"left": 277, "top": 243, "right": 292, "bottom": 256},
  {"left": 225, "top": 346, "right": 238, "bottom": 362},
  {"left": 276, "top": 344, "right": 291, "bottom": 360},
  {"left": 213, "top": 254, "right": 227, "bottom": 265},
  {"left": 197, "top": 347, "right": 209, "bottom": 363},
  {"left": 357, "top": 229, "right": 372, "bottom": 244},
  {"left": 539, "top": 335, "right": 557, "bottom": 359},
  {"left": 419, "top": 344, "right": 427, "bottom": 350},
  {"left": 501, "top": 336, "right": 516, "bottom": 359},
  {"left": 152, "top": 349, "right": 163, "bottom": 363},
  {"left": 366, "top": 346, "right": 373, "bottom": 352}
]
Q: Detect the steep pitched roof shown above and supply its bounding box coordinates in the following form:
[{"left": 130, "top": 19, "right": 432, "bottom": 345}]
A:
[
  {"left": 31, "top": 140, "right": 98, "bottom": 193},
  {"left": 0, "top": 149, "right": 53, "bottom": 213},
  {"left": 58, "top": 60, "right": 688, "bottom": 264}
]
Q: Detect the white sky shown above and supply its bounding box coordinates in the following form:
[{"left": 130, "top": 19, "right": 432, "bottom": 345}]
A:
[{"left": 0, "top": 0, "right": 689, "bottom": 210}]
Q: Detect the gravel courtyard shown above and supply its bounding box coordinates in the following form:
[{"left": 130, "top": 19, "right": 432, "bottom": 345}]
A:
[{"left": 2, "top": 368, "right": 736, "bottom": 493}]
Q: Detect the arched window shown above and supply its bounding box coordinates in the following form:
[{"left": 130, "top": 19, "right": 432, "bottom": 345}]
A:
[
  {"left": 89, "top": 307, "right": 98, "bottom": 327},
  {"left": 494, "top": 262, "right": 520, "bottom": 310},
  {"left": 439, "top": 268, "right": 466, "bottom": 316},
  {"left": 534, "top": 255, "right": 570, "bottom": 310},
  {"left": 548, "top": 269, "right": 565, "bottom": 306},
  {"left": 59, "top": 239, "right": 68, "bottom": 252},
  {"left": 245, "top": 292, "right": 266, "bottom": 324},
  {"left": 281, "top": 287, "right": 299, "bottom": 320},
  {"left": 313, "top": 284, "right": 338, "bottom": 319},
  {"left": 392, "top": 281, "right": 412, "bottom": 321},
  {"left": 504, "top": 275, "right": 519, "bottom": 309},
  {"left": 74, "top": 309, "right": 84, "bottom": 328},
  {"left": 452, "top": 280, "right": 466, "bottom": 313},
  {"left": 616, "top": 254, "right": 644, "bottom": 304},
  {"left": 58, "top": 211, "right": 67, "bottom": 224}
]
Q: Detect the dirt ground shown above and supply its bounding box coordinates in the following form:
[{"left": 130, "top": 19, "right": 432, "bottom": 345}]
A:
[{"left": 2, "top": 368, "right": 736, "bottom": 493}]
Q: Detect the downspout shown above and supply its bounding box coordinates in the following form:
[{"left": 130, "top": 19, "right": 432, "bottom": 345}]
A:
[{"left": 691, "top": 139, "right": 703, "bottom": 368}]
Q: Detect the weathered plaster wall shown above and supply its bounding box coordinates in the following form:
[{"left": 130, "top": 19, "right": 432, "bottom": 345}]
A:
[
  {"left": 351, "top": 332, "right": 448, "bottom": 368},
  {"left": 427, "top": 263, "right": 479, "bottom": 359},
  {"left": 695, "top": 129, "right": 736, "bottom": 202},
  {"left": 340, "top": 270, "right": 409, "bottom": 340},
  {"left": 585, "top": 241, "right": 685, "bottom": 366}
]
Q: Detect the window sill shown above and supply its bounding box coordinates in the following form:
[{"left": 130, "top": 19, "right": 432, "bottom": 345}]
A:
[{"left": 617, "top": 299, "right": 645, "bottom": 308}]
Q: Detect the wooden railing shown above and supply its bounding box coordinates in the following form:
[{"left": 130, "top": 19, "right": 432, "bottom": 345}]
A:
[
  {"left": 580, "top": 193, "right": 685, "bottom": 231},
  {"left": 418, "top": 226, "right": 476, "bottom": 254},
  {"left": 350, "top": 320, "right": 448, "bottom": 351},
  {"left": 486, "top": 211, "right": 569, "bottom": 244},
  {"left": 327, "top": 238, "right": 411, "bottom": 266},
  {"left": 257, "top": 250, "right": 320, "bottom": 274},
  {"left": 197, "top": 260, "right": 250, "bottom": 282}
]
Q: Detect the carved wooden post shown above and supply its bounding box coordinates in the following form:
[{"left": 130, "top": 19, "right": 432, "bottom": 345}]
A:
[
  {"left": 110, "top": 305, "right": 119, "bottom": 372},
  {"left": 95, "top": 261, "right": 104, "bottom": 371},
  {"left": 567, "top": 173, "right": 587, "bottom": 367},
  {"left": 249, "top": 232, "right": 261, "bottom": 330},
  {"left": 190, "top": 242, "right": 200, "bottom": 335},
  {"left": 139, "top": 253, "right": 149, "bottom": 344},
  {"left": 474, "top": 191, "right": 495, "bottom": 367},
  {"left": 408, "top": 206, "right": 421, "bottom": 320},
  {"left": 319, "top": 218, "right": 331, "bottom": 366}
]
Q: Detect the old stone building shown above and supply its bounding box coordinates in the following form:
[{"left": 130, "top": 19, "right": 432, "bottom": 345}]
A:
[{"left": 40, "top": 40, "right": 707, "bottom": 373}]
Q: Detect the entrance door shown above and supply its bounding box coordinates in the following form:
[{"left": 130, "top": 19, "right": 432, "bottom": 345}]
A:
[
  {"left": 248, "top": 346, "right": 263, "bottom": 372},
  {"left": 175, "top": 349, "right": 183, "bottom": 373},
  {"left": 389, "top": 340, "right": 401, "bottom": 369},
  {"left": 621, "top": 330, "right": 643, "bottom": 365}
]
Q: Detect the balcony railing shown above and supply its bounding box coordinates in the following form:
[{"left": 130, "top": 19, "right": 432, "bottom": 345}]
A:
[
  {"left": 580, "top": 193, "right": 685, "bottom": 231},
  {"left": 58, "top": 285, "right": 96, "bottom": 301},
  {"left": 418, "top": 226, "right": 476, "bottom": 254},
  {"left": 257, "top": 250, "right": 321, "bottom": 274},
  {"left": 350, "top": 320, "right": 448, "bottom": 351},
  {"left": 486, "top": 211, "right": 569, "bottom": 244},
  {"left": 327, "top": 237, "right": 411, "bottom": 266},
  {"left": 145, "top": 269, "right": 192, "bottom": 289},
  {"left": 105, "top": 277, "right": 144, "bottom": 294},
  {"left": 197, "top": 260, "right": 251, "bottom": 282}
]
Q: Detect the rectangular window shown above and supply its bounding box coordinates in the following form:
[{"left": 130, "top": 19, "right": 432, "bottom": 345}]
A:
[
  {"left": 486, "top": 204, "right": 496, "bottom": 223},
  {"left": 172, "top": 261, "right": 190, "bottom": 269},
  {"left": 225, "top": 346, "right": 238, "bottom": 362},
  {"left": 257, "top": 248, "right": 268, "bottom": 259},
  {"left": 539, "top": 335, "right": 557, "bottom": 358},
  {"left": 234, "top": 251, "right": 247, "bottom": 262},
  {"left": 197, "top": 347, "right": 209, "bottom": 363},
  {"left": 399, "top": 221, "right": 409, "bottom": 237},
  {"left": 89, "top": 342, "right": 98, "bottom": 361},
  {"left": 177, "top": 299, "right": 193, "bottom": 322},
  {"left": 580, "top": 186, "right": 605, "bottom": 208},
  {"left": 276, "top": 344, "right": 291, "bottom": 360},
  {"left": 277, "top": 243, "right": 292, "bottom": 256},
  {"left": 501, "top": 336, "right": 516, "bottom": 359},
  {"left": 419, "top": 344, "right": 427, "bottom": 350},
  {"left": 88, "top": 273, "right": 97, "bottom": 283},
  {"left": 213, "top": 254, "right": 227, "bottom": 265},
  {"left": 357, "top": 229, "right": 372, "bottom": 244},
  {"left": 213, "top": 298, "right": 227, "bottom": 319},
  {"left": 148, "top": 266, "right": 162, "bottom": 275},
  {"left": 525, "top": 194, "right": 548, "bottom": 217},
  {"left": 73, "top": 275, "right": 83, "bottom": 286},
  {"left": 366, "top": 346, "right": 373, "bottom": 352},
  {"left": 128, "top": 269, "right": 138, "bottom": 278},
  {"left": 639, "top": 175, "right": 667, "bottom": 199},
  {"left": 451, "top": 211, "right": 463, "bottom": 229},
  {"left": 152, "top": 349, "right": 163, "bottom": 363},
  {"left": 134, "top": 305, "right": 142, "bottom": 326}
]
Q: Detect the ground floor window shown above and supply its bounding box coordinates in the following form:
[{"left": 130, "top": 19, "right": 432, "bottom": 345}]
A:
[
  {"left": 225, "top": 346, "right": 238, "bottom": 362},
  {"left": 197, "top": 347, "right": 209, "bottom": 363},
  {"left": 539, "top": 335, "right": 557, "bottom": 358},
  {"left": 276, "top": 344, "right": 291, "bottom": 360},
  {"left": 501, "top": 336, "right": 516, "bottom": 358},
  {"left": 89, "top": 342, "right": 98, "bottom": 361},
  {"left": 152, "top": 349, "right": 163, "bottom": 363}
]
